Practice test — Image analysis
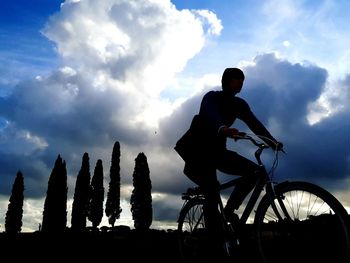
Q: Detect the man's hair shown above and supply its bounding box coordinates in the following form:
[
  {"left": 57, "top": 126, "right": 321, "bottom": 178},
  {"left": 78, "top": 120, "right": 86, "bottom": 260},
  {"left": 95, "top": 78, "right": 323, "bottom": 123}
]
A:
[{"left": 221, "top": 68, "right": 245, "bottom": 88}]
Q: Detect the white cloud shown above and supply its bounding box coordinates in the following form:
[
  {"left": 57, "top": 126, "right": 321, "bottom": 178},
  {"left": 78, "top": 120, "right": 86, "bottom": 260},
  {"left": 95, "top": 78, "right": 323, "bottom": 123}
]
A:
[
  {"left": 41, "top": 0, "right": 222, "bottom": 129},
  {"left": 282, "top": 40, "right": 290, "bottom": 47},
  {"left": 307, "top": 74, "right": 350, "bottom": 124},
  {"left": 192, "top": 9, "right": 223, "bottom": 36},
  {"left": 0, "top": 0, "right": 222, "bottom": 232},
  {"left": 2, "top": 0, "right": 350, "bottom": 233}
]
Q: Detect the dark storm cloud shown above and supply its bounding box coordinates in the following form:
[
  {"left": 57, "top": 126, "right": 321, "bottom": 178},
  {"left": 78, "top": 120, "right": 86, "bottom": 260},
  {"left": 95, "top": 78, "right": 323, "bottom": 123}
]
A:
[
  {"left": 152, "top": 196, "right": 181, "bottom": 222},
  {"left": 2, "top": 50, "right": 348, "bottom": 207},
  {"left": 0, "top": 0, "right": 223, "bottom": 204},
  {"left": 284, "top": 105, "right": 350, "bottom": 190},
  {"left": 0, "top": 153, "right": 50, "bottom": 197},
  {"left": 241, "top": 54, "right": 350, "bottom": 191},
  {"left": 243, "top": 53, "right": 327, "bottom": 127},
  {"left": 0, "top": 69, "right": 148, "bottom": 146},
  {"left": 0, "top": 68, "right": 152, "bottom": 197},
  {"left": 158, "top": 91, "right": 205, "bottom": 148},
  {"left": 158, "top": 53, "right": 350, "bottom": 199}
]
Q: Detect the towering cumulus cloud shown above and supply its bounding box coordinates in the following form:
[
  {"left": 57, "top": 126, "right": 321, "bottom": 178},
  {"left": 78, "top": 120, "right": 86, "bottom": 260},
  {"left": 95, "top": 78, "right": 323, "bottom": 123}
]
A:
[
  {"left": 2, "top": 1, "right": 350, "bottom": 232},
  {"left": 0, "top": 0, "right": 222, "bottom": 198}
]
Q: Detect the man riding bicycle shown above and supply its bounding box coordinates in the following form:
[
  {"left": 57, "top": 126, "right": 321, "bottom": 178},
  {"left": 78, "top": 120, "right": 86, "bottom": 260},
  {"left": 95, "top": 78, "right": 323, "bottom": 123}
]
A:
[{"left": 175, "top": 67, "right": 283, "bottom": 258}]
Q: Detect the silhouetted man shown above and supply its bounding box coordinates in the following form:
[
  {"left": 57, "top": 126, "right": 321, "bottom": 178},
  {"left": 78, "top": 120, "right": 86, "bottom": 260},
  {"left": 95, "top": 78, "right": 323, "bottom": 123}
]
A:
[{"left": 175, "top": 67, "right": 283, "bottom": 259}]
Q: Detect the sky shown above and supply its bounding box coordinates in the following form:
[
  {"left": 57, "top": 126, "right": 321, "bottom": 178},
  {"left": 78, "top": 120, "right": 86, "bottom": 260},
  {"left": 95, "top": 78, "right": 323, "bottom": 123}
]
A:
[{"left": 1, "top": 0, "right": 350, "bottom": 232}]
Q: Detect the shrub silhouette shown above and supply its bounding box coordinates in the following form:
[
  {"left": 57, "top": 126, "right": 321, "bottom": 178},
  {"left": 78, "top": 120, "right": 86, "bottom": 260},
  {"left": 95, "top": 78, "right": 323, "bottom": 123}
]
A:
[
  {"left": 105, "top": 141, "right": 122, "bottom": 227},
  {"left": 71, "top": 152, "right": 91, "bottom": 231},
  {"left": 5, "top": 170, "right": 24, "bottom": 234},
  {"left": 130, "top": 152, "right": 153, "bottom": 231},
  {"left": 42, "top": 154, "right": 68, "bottom": 233},
  {"left": 88, "top": 159, "right": 104, "bottom": 229}
]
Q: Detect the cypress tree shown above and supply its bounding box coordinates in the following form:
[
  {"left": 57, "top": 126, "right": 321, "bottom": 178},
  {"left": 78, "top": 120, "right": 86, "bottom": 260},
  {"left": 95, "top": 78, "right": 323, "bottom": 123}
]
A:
[
  {"left": 130, "top": 152, "right": 153, "bottom": 231},
  {"left": 88, "top": 159, "right": 104, "bottom": 229},
  {"left": 71, "top": 152, "right": 91, "bottom": 231},
  {"left": 5, "top": 170, "right": 24, "bottom": 234},
  {"left": 105, "top": 141, "right": 122, "bottom": 227},
  {"left": 42, "top": 154, "right": 68, "bottom": 233}
]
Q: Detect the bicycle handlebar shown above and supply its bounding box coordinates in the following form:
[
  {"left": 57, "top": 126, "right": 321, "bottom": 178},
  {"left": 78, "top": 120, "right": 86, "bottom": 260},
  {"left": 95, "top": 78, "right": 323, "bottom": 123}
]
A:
[
  {"left": 234, "top": 133, "right": 269, "bottom": 149},
  {"left": 235, "top": 133, "right": 285, "bottom": 152},
  {"left": 234, "top": 133, "right": 285, "bottom": 165}
]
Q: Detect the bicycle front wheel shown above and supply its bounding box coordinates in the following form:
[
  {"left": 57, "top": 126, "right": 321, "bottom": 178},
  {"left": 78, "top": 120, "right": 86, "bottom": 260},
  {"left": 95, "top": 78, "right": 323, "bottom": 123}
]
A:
[{"left": 255, "top": 181, "right": 350, "bottom": 263}]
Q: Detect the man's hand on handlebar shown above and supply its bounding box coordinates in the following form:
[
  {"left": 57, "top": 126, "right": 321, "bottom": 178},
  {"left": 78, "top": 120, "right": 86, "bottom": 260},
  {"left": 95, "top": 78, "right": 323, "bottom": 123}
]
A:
[
  {"left": 220, "top": 126, "right": 285, "bottom": 152},
  {"left": 219, "top": 126, "right": 246, "bottom": 140},
  {"left": 233, "top": 131, "right": 247, "bottom": 141},
  {"left": 274, "top": 141, "right": 285, "bottom": 153}
]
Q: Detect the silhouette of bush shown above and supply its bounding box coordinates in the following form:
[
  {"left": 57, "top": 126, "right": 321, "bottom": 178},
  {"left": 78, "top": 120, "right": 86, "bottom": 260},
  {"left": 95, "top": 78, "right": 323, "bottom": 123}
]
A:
[
  {"left": 5, "top": 171, "right": 24, "bottom": 234},
  {"left": 42, "top": 155, "right": 68, "bottom": 233},
  {"left": 130, "top": 152, "right": 153, "bottom": 231},
  {"left": 105, "top": 141, "right": 122, "bottom": 227},
  {"left": 88, "top": 159, "right": 104, "bottom": 228},
  {"left": 71, "top": 152, "right": 91, "bottom": 231}
]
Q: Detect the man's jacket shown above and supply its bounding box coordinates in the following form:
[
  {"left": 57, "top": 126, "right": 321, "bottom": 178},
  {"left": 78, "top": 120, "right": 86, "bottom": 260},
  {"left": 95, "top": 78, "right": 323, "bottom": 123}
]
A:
[{"left": 175, "top": 90, "right": 277, "bottom": 164}]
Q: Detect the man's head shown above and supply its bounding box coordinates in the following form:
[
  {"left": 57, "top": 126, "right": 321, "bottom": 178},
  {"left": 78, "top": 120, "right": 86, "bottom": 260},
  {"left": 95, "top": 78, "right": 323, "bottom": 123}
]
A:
[{"left": 221, "top": 67, "right": 245, "bottom": 95}]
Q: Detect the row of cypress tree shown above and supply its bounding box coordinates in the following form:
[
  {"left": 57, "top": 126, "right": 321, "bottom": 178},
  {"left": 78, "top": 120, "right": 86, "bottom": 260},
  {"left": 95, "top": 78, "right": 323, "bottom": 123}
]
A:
[{"left": 3, "top": 141, "right": 153, "bottom": 234}]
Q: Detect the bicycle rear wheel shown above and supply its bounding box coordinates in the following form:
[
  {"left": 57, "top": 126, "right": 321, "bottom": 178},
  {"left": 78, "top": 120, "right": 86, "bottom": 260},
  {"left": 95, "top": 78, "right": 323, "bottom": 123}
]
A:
[
  {"left": 254, "top": 181, "right": 350, "bottom": 263},
  {"left": 177, "top": 198, "right": 208, "bottom": 263}
]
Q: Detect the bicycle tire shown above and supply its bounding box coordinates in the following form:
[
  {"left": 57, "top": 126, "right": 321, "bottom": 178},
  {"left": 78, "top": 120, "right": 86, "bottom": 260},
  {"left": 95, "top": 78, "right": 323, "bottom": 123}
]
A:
[
  {"left": 177, "top": 198, "right": 208, "bottom": 263},
  {"left": 177, "top": 197, "right": 241, "bottom": 263},
  {"left": 254, "top": 181, "right": 350, "bottom": 263}
]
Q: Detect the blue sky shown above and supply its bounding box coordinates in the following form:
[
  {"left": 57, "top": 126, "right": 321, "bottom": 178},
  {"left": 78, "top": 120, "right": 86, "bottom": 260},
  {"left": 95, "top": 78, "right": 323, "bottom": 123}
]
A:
[
  {"left": 0, "top": 1, "right": 62, "bottom": 91},
  {"left": 1, "top": 0, "right": 350, "bottom": 232}
]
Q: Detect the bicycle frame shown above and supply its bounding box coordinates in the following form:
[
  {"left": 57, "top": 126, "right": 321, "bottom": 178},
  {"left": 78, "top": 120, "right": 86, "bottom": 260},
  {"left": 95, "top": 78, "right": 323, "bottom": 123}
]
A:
[
  {"left": 218, "top": 163, "right": 276, "bottom": 225},
  {"left": 217, "top": 138, "right": 286, "bottom": 225},
  {"left": 178, "top": 134, "right": 350, "bottom": 263}
]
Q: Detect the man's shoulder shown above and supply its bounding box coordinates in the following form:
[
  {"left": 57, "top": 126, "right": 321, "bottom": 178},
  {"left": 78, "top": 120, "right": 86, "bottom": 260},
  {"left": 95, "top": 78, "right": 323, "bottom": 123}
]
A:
[
  {"left": 205, "top": 90, "right": 221, "bottom": 95},
  {"left": 203, "top": 90, "right": 221, "bottom": 99},
  {"left": 233, "top": 96, "right": 250, "bottom": 111},
  {"left": 233, "top": 96, "right": 248, "bottom": 104},
  {"left": 203, "top": 91, "right": 249, "bottom": 103}
]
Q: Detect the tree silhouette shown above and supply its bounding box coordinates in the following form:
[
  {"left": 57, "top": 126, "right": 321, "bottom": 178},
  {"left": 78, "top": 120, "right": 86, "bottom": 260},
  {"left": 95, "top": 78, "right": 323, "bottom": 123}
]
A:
[
  {"left": 88, "top": 159, "right": 104, "bottom": 229},
  {"left": 71, "top": 152, "right": 91, "bottom": 231},
  {"left": 5, "top": 170, "right": 24, "bottom": 234},
  {"left": 42, "top": 154, "right": 68, "bottom": 233},
  {"left": 130, "top": 152, "right": 153, "bottom": 231},
  {"left": 105, "top": 141, "right": 122, "bottom": 227}
]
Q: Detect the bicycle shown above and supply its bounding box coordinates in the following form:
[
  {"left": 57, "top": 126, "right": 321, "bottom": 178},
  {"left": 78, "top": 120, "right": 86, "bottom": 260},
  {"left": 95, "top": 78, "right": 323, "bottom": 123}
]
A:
[{"left": 177, "top": 134, "right": 350, "bottom": 263}]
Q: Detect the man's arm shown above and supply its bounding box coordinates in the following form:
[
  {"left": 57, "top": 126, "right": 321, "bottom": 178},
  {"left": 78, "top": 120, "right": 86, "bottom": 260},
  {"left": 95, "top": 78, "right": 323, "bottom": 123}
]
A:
[{"left": 237, "top": 98, "right": 280, "bottom": 148}]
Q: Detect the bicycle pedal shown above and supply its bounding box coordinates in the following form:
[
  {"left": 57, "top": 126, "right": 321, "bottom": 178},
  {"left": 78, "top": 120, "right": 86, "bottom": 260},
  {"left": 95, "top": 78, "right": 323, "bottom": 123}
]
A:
[
  {"left": 185, "top": 187, "right": 202, "bottom": 196},
  {"left": 225, "top": 237, "right": 241, "bottom": 257},
  {"left": 182, "top": 187, "right": 198, "bottom": 199}
]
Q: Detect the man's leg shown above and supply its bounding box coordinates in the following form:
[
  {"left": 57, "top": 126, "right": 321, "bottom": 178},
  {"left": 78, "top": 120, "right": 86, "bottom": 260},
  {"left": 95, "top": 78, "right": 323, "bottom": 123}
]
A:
[
  {"left": 201, "top": 173, "right": 221, "bottom": 233},
  {"left": 217, "top": 150, "right": 260, "bottom": 212},
  {"left": 200, "top": 166, "right": 229, "bottom": 261},
  {"left": 184, "top": 162, "right": 228, "bottom": 261},
  {"left": 184, "top": 162, "right": 222, "bottom": 232}
]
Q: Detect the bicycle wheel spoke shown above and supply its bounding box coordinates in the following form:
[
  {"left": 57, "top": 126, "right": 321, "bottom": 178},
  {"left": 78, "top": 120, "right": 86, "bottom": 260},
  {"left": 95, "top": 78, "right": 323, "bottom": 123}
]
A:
[
  {"left": 255, "top": 181, "right": 350, "bottom": 263},
  {"left": 178, "top": 199, "right": 208, "bottom": 263}
]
